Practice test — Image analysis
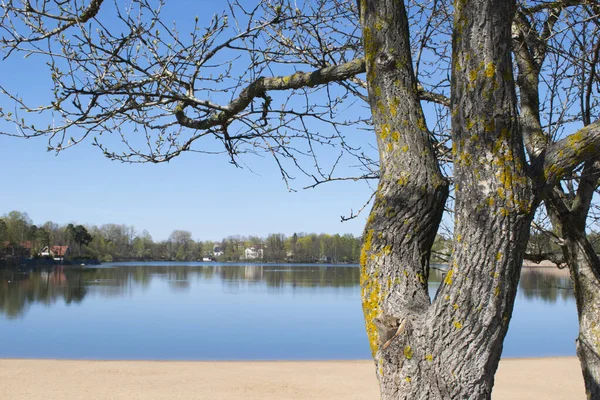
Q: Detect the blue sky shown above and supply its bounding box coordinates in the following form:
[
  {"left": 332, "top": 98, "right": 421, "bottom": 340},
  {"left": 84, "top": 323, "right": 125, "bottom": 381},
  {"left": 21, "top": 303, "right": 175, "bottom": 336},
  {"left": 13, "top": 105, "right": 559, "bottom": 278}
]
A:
[
  {"left": 0, "top": 126, "right": 372, "bottom": 241},
  {"left": 0, "top": 1, "right": 373, "bottom": 241}
]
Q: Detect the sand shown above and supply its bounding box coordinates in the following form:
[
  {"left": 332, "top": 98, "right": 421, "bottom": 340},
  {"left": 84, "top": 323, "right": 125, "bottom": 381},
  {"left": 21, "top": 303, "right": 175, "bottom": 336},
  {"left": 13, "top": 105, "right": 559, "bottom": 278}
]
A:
[{"left": 0, "top": 357, "right": 584, "bottom": 399}]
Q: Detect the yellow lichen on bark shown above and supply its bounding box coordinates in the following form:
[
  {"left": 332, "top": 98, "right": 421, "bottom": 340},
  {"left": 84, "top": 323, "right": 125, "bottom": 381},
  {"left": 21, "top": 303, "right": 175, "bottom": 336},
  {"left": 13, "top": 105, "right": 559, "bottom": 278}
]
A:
[
  {"left": 404, "top": 345, "right": 413, "bottom": 360},
  {"left": 360, "top": 229, "right": 374, "bottom": 268},
  {"left": 494, "top": 286, "right": 501, "bottom": 297},
  {"left": 379, "top": 123, "right": 391, "bottom": 140},
  {"left": 398, "top": 174, "right": 409, "bottom": 186},
  {"left": 362, "top": 26, "right": 377, "bottom": 82},
  {"left": 567, "top": 129, "right": 585, "bottom": 148},
  {"left": 362, "top": 276, "right": 381, "bottom": 357},
  {"left": 484, "top": 62, "right": 495, "bottom": 78},
  {"left": 444, "top": 269, "right": 455, "bottom": 285},
  {"left": 469, "top": 69, "right": 478, "bottom": 83},
  {"left": 390, "top": 97, "right": 399, "bottom": 118},
  {"left": 360, "top": 229, "right": 381, "bottom": 356}
]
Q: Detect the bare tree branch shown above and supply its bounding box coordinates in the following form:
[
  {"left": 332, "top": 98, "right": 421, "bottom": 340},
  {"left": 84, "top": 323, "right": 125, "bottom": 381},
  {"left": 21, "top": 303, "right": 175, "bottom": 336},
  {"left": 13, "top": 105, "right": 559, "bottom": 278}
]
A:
[
  {"left": 541, "top": 120, "right": 600, "bottom": 184},
  {"left": 524, "top": 251, "right": 567, "bottom": 267},
  {"left": 174, "top": 58, "right": 366, "bottom": 129}
]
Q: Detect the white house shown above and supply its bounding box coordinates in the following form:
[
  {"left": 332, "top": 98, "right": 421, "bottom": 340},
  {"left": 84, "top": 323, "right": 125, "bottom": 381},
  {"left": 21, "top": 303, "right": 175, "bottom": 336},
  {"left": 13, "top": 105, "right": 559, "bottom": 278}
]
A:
[
  {"left": 213, "top": 244, "right": 224, "bottom": 257},
  {"left": 244, "top": 246, "right": 264, "bottom": 260}
]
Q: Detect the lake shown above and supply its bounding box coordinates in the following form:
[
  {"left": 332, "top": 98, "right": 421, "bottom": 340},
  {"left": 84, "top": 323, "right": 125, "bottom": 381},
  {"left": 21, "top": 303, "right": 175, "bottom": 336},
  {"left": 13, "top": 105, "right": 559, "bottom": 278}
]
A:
[{"left": 0, "top": 262, "right": 577, "bottom": 360}]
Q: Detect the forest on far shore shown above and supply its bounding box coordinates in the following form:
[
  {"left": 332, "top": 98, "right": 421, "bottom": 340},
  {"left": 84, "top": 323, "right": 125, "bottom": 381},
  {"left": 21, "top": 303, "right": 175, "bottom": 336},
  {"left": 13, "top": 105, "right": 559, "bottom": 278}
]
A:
[
  {"left": 0, "top": 210, "right": 365, "bottom": 264},
  {"left": 3, "top": 210, "right": 595, "bottom": 266}
]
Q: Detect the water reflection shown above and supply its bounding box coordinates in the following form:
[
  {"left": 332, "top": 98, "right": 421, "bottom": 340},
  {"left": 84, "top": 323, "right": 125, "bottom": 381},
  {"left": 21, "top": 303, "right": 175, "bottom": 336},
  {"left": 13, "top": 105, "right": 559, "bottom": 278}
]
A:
[
  {"left": 0, "top": 263, "right": 577, "bottom": 360},
  {"left": 0, "top": 264, "right": 573, "bottom": 319},
  {"left": 0, "top": 267, "right": 87, "bottom": 318},
  {"left": 518, "top": 268, "right": 573, "bottom": 303},
  {"left": 0, "top": 264, "right": 361, "bottom": 318}
]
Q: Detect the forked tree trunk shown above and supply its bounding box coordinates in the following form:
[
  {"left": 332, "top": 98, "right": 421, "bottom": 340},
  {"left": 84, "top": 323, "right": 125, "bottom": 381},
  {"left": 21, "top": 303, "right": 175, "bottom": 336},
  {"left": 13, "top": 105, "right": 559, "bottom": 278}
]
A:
[{"left": 359, "top": 0, "right": 535, "bottom": 398}]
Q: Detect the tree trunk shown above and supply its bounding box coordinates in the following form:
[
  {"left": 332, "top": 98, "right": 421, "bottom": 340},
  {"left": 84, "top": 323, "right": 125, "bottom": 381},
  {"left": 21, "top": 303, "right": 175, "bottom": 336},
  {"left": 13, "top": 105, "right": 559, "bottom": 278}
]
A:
[
  {"left": 570, "top": 240, "right": 600, "bottom": 399},
  {"left": 545, "top": 188, "right": 600, "bottom": 398},
  {"left": 359, "top": 0, "right": 534, "bottom": 398},
  {"left": 513, "top": 8, "right": 600, "bottom": 396}
]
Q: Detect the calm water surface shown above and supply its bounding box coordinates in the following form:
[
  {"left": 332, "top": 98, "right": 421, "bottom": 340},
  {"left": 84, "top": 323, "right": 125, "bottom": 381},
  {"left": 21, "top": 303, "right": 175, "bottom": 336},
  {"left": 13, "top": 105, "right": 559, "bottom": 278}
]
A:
[{"left": 0, "top": 263, "right": 576, "bottom": 360}]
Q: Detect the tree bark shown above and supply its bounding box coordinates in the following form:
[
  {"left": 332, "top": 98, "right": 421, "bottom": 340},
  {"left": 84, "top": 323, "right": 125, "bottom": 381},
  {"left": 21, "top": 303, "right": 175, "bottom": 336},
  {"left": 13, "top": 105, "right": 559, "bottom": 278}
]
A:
[
  {"left": 514, "top": 9, "right": 600, "bottom": 393},
  {"left": 358, "top": 0, "right": 448, "bottom": 360},
  {"left": 570, "top": 243, "right": 600, "bottom": 399},
  {"left": 420, "top": 0, "right": 534, "bottom": 397},
  {"left": 359, "top": 0, "right": 448, "bottom": 395},
  {"left": 545, "top": 183, "right": 600, "bottom": 398},
  {"left": 359, "top": 0, "right": 535, "bottom": 398}
]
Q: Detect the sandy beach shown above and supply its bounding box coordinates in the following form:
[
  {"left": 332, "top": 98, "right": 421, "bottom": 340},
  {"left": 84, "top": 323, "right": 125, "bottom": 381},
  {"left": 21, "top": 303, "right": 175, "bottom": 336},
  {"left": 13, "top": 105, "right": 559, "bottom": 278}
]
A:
[{"left": 0, "top": 357, "right": 583, "bottom": 399}]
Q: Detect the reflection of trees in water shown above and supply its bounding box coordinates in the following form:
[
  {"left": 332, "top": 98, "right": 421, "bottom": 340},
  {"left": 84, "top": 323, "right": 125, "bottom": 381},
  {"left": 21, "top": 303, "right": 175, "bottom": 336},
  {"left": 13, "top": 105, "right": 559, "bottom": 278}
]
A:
[
  {"left": 1, "top": 265, "right": 570, "bottom": 317},
  {"left": 208, "top": 265, "right": 360, "bottom": 289},
  {"left": 0, "top": 265, "right": 361, "bottom": 317},
  {"left": 218, "top": 265, "right": 360, "bottom": 289},
  {"left": 429, "top": 266, "right": 573, "bottom": 304},
  {"left": 131, "top": 266, "right": 152, "bottom": 287},
  {"left": 519, "top": 270, "right": 573, "bottom": 303},
  {"left": 261, "top": 266, "right": 360, "bottom": 288},
  {"left": 0, "top": 268, "right": 88, "bottom": 319}
]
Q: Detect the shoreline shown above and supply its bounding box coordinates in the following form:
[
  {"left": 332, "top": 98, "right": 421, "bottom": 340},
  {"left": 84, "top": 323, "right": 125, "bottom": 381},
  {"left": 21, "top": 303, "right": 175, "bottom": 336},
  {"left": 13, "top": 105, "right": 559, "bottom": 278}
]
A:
[
  {"left": 0, "top": 357, "right": 583, "bottom": 399},
  {"left": 522, "top": 262, "right": 571, "bottom": 278},
  {"left": 0, "top": 355, "right": 576, "bottom": 362}
]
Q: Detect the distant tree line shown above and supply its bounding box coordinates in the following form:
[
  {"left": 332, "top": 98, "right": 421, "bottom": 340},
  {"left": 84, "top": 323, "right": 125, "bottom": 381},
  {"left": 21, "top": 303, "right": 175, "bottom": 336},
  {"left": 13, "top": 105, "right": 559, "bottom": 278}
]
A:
[
  {"left": 0, "top": 210, "right": 363, "bottom": 264},
  {"left": 3, "top": 209, "right": 599, "bottom": 266},
  {"left": 3, "top": 210, "right": 599, "bottom": 266}
]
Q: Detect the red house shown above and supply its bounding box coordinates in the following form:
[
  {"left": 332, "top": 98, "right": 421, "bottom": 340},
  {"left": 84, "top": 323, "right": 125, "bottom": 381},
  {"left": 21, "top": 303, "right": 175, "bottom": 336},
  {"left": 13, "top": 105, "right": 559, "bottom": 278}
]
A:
[{"left": 40, "top": 246, "right": 71, "bottom": 262}]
